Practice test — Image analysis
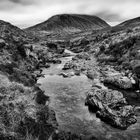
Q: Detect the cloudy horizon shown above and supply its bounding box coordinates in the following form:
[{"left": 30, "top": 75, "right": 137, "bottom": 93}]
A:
[{"left": 0, "top": 0, "right": 140, "bottom": 28}]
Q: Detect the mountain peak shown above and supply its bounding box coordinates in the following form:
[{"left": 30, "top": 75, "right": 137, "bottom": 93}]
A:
[{"left": 26, "top": 14, "right": 110, "bottom": 33}]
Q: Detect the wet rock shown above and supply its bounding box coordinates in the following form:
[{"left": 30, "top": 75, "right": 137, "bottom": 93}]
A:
[
  {"left": 96, "top": 105, "right": 137, "bottom": 130},
  {"left": 87, "top": 70, "right": 96, "bottom": 80},
  {"left": 46, "top": 58, "right": 61, "bottom": 64},
  {"left": 74, "top": 70, "right": 81, "bottom": 76},
  {"left": 53, "top": 59, "right": 62, "bottom": 64},
  {"left": 75, "top": 53, "right": 90, "bottom": 60},
  {"left": 44, "top": 63, "right": 51, "bottom": 68},
  {"left": 85, "top": 88, "right": 136, "bottom": 129},
  {"left": 59, "top": 72, "right": 75, "bottom": 78},
  {"left": 57, "top": 47, "right": 65, "bottom": 54},
  {"left": 0, "top": 39, "right": 5, "bottom": 48},
  {"left": 34, "top": 86, "right": 49, "bottom": 105},
  {"left": 134, "top": 106, "right": 140, "bottom": 116},
  {"left": 133, "top": 62, "right": 140, "bottom": 76},
  {"left": 62, "top": 61, "right": 77, "bottom": 70},
  {"left": 34, "top": 70, "right": 44, "bottom": 78},
  {"left": 62, "top": 53, "right": 72, "bottom": 57},
  {"left": 104, "top": 75, "right": 133, "bottom": 89},
  {"left": 102, "top": 69, "right": 134, "bottom": 89},
  {"left": 38, "top": 63, "right": 50, "bottom": 68}
]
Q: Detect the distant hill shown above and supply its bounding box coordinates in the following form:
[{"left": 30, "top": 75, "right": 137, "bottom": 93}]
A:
[
  {"left": 26, "top": 14, "right": 110, "bottom": 33},
  {"left": 0, "top": 20, "right": 27, "bottom": 42},
  {"left": 118, "top": 17, "right": 140, "bottom": 28}
]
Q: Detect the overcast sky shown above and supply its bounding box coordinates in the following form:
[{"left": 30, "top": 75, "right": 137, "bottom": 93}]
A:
[{"left": 0, "top": 0, "right": 140, "bottom": 28}]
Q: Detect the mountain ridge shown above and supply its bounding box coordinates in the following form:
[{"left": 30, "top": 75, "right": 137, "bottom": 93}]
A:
[{"left": 26, "top": 14, "right": 110, "bottom": 33}]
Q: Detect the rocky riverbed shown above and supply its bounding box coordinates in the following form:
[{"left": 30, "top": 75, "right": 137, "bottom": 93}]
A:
[{"left": 37, "top": 50, "right": 140, "bottom": 140}]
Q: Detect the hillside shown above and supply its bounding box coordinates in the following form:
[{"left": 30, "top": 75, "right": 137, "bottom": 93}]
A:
[
  {"left": 118, "top": 17, "right": 140, "bottom": 28},
  {"left": 26, "top": 14, "right": 110, "bottom": 33}
]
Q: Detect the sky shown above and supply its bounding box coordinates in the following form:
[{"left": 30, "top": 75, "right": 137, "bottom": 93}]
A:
[{"left": 0, "top": 0, "right": 140, "bottom": 28}]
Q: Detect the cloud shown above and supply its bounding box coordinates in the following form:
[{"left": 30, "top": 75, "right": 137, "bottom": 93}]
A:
[
  {"left": 0, "top": 0, "right": 140, "bottom": 28},
  {"left": 95, "top": 11, "right": 124, "bottom": 22}
]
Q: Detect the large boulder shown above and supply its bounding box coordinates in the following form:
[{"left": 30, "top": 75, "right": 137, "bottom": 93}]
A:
[
  {"left": 102, "top": 69, "right": 134, "bottom": 89},
  {"left": 104, "top": 76, "right": 133, "bottom": 89},
  {"left": 85, "top": 88, "right": 137, "bottom": 129},
  {"left": 96, "top": 105, "right": 136, "bottom": 130}
]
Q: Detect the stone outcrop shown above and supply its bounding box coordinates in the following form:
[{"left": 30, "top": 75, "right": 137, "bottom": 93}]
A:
[
  {"left": 104, "top": 76, "right": 133, "bottom": 89},
  {"left": 85, "top": 88, "right": 137, "bottom": 129}
]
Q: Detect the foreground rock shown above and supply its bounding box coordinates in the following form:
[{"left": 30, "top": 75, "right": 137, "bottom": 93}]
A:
[
  {"left": 85, "top": 88, "right": 137, "bottom": 129},
  {"left": 102, "top": 67, "right": 135, "bottom": 89}
]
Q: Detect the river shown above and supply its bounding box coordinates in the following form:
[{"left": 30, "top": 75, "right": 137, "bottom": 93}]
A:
[{"left": 38, "top": 50, "right": 140, "bottom": 140}]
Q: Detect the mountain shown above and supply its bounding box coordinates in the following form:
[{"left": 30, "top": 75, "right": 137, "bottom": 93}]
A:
[
  {"left": 116, "top": 17, "right": 140, "bottom": 29},
  {"left": 0, "top": 20, "right": 27, "bottom": 42},
  {"left": 26, "top": 14, "right": 110, "bottom": 33}
]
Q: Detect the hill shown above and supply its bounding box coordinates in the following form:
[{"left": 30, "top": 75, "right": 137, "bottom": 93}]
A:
[{"left": 26, "top": 14, "right": 110, "bottom": 33}]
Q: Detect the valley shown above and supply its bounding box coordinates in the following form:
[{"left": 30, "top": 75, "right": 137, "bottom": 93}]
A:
[{"left": 0, "top": 14, "right": 140, "bottom": 140}]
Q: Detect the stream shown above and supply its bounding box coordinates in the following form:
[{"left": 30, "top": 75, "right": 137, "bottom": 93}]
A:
[{"left": 38, "top": 50, "right": 140, "bottom": 140}]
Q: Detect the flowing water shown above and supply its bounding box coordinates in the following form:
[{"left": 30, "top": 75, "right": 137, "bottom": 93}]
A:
[{"left": 38, "top": 50, "right": 140, "bottom": 140}]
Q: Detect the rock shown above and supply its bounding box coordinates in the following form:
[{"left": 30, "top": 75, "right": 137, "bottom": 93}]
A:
[
  {"left": 46, "top": 58, "right": 61, "bottom": 64},
  {"left": 62, "top": 53, "right": 71, "bottom": 57},
  {"left": 34, "top": 86, "right": 50, "bottom": 105},
  {"left": 87, "top": 70, "right": 96, "bottom": 80},
  {"left": 133, "top": 62, "right": 140, "bottom": 76},
  {"left": 59, "top": 72, "right": 69, "bottom": 78},
  {"left": 75, "top": 53, "right": 90, "bottom": 60},
  {"left": 0, "top": 39, "right": 5, "bottom": 48},
  {"left": 104, "top": 75, "right": 133, "bottom": 89},
  {"left": 44, "top": 63, "right": 50, "bottom": 68},
  {"left": 96, "top": 105, "right": 137, "bottom": 130},
  {"left": 59, "top": 72, "right": 75, "bottom": 78},
  {"left": 62, "top": 61, "right": 77, "bottom": 70},
  {"left": 57, "top": 47, "right": 65, "bottom": 54},
  {"left": 74, "top": 70, "right": 81, "bottom": 76},
  {"left": 134, "top": 106, "right": 140, "bottom": 116},
  {"left": 85, "top": 88, "right": 136, "bottom": 129},
  {"left": 52, "top": 59, "right": 61, "bottom": 64}
]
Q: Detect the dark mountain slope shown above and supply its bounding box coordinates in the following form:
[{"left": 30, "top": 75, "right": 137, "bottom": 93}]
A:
[
  {"left": 118, "top": 17, "right": 140, "bottom": 28},
  {"left": 0, "top": 20, "right": 27, "bottom": 42},
  {"left": 26, "top": 14, "right": 110, "bottom": 33}
]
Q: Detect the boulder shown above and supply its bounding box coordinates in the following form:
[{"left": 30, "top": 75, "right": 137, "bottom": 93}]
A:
[
  {"left": 87, "top": 70, "right": 96, "bottom": 80},
  {"left": 0, "top": 39, "right": 5, "bottom": 48},
  {"left": 62, "top": 61, "right": 77, "bottom": 70},
  {"left": 74, "top": 70, "right": 81, "bottom": 76},
  {"left": 96, "top": 105, "right": 136, "bottom": 130},
  {"left": 59, "top": 72, "right": 75, "bottom": 78},
  {"left": 133, "top": 63, "right": 140, "bottom": 76},
  {"left": 85, "top": 88, "right": 137, "bottom": 129},
  {"left": 53, "top": 59, "right": 61, "bottom": 64},
  {"left": 104, "top": 74, "right": 133, "bottom": 89}
]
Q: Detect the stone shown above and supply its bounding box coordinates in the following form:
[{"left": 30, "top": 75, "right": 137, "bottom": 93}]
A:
[
  {"left": 87, "top": 70, "right": 96, "bottom": 80},
  {"left": 74, "top": 70, "right": 81, "bottom": 76},
  {"left": 62, "top": 61, "right": 77, "bottom": 70},
  {"left": 0, "top": 39, "right": 5, "bottom": 48},
  {"left": 104, "top": 75, "right": 133, "bottom": 89},
  {"left": 59, "top": 72, "right": 75, "bottom": 78},
  {"left": 85, "top": 88, "right": 136, "bottom": 129}
]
